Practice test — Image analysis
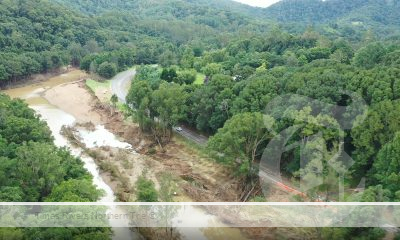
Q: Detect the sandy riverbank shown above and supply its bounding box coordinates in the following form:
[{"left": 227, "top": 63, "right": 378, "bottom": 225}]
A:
[{"left": 44, "top": 82, "right": 104, "bottom": 124}]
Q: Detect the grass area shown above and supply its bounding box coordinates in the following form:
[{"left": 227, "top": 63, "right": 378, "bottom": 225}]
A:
[
  {"left": 85, "top": 79, "right": 111, "bottom": 92},
  {"left": 173, "top": 133, "right": 210, "bottom": 159},
  {"left": 194, "top": 73, "right": 205, "bottom": 85}
]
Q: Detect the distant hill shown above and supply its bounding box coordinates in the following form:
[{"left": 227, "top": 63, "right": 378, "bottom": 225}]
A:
[
  {"left": 52, "top": 0, "right": 265, "bottom": 25},
  {"left": 53, "top": 0, "right": 263, "bottom": 17},
  {"left": 51, "top": 0, "right": 271, "bottom": 41},
  {"left": 263, "top": 0, "right": 400, "bottom": 36},
  {"left": 264, "top": 0, "right": 370, "bottom": 23},
  {"left": 54, "top": 0, "right": 400, "bottom": 38}
]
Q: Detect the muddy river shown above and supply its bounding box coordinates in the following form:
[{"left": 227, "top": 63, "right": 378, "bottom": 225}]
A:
[
  {"left": 2, "top": 70, "right": 248, "bottom": 240},
  {"left": 3, "top": 71, "right": 137, "bottom": 240}
]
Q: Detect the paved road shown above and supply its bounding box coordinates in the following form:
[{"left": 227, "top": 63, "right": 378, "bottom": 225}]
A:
[
  {"left": 173, "top": 127, "right": 208, "bottom": 145},
  {"left": 110, "top": 69, "right": 208, "bottom": 145},
  {"left": 110, "top": 69, "right": 136, "bottom": 103}
]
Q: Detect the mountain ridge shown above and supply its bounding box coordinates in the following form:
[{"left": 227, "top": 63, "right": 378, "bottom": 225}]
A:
[{"left": 52, "top": 0, "right": 400, "bottom": 38}]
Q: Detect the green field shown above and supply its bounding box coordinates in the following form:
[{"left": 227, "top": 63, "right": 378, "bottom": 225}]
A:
[{"left": 86, "top": 79, "right": 111, "bottom": 92}]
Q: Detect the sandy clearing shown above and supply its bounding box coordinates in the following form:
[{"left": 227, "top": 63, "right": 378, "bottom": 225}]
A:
[{"left": 44, "top": 82, "right": 103, "bottom": 124}]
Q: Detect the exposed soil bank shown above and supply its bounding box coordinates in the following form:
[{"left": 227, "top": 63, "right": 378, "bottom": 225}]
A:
[{"left": 45, "top": 82, "right": 103, "bottom": 124}]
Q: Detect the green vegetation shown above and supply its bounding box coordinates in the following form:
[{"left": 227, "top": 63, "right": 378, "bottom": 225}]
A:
[
  {"left": 135, "top": 176, "right": 158, "bottom": 202},
  {"left": 86, "top": 79, "right": 111, "bottom": 91},
  {"left": 208, "top": 112, "right": 270, "bottom": 176},
  {"left": 126, "top": 28, "right": 400, "bottom": 206},
  {"left": 110, "top": 94, "right": 118, "bottom": 108},
  {"left": 1, "top": 0, "right": 398, "bottom": 86},
  {"left": 80, "top": 49, "right": 135, "bottom": 78},
  {"left": 194, "top": 73, "right": 206, "bottom": 85},
  {"left": 263, "top": 0, "right": 400, "bottom": 38},
  {"left": 0, "top": 0, "right": 268, "bottom": 85},
  {"left": 2, "top": 0, "right": 400, "bottom": 238},
  {"left": 0, "top": 0, "right": 98, "bottom": 85},
  {"left": 0, "top": 94, "right": 110, "bottom": 239},
  {"left": 97, "top": 62, "right": 117, "bottom": 79}
]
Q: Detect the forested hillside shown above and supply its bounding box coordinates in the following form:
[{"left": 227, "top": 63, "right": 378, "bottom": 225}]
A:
[
  {"left": 54, "top": 0, "right": 263, "bottom": 18},
  {"left": 0, "top": 0, "right": 269, "bottom": 85},
  {"left": 1, "top": 0, "right": 398, "bottom": 86},
  {"left": 0, "top": 0, "right": 101, "bottom": 84},
  {"left": 265, "top": 0, "right": 372, "bottom": 23},
  {"left": 264, "top": 0, "right": 400, "bottom": 37}
]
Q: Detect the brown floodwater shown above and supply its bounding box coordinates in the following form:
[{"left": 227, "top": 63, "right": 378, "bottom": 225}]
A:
[{"left": 3, "top": 70, "right": 87, "bottom": 103}]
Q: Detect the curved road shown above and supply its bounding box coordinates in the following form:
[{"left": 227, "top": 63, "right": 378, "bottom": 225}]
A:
[
  {"left": 111, "top": 69, "right": 136, "bottom": 103},
  {"left": 110, "top": 69, "right": 208, "bottom": 145}
]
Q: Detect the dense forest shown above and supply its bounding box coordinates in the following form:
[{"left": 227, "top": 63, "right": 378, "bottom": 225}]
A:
[
  {"left": 0, "top": 0, "right": 270, "bottom": 85},
  {"left": 1, "top": 0, "right": 400, "bottom": 239},
  {"left": 126, "top": 30, "right": 400, "bottom": 196},
  {"left": 2, "top": 0, "right": 399, "bottom": 85},
  {"left": 263, "top": 0, "right": 400, "bottom": 38},
  {"left": 124, "top": 30, "right": 400, "bottom": 240}
]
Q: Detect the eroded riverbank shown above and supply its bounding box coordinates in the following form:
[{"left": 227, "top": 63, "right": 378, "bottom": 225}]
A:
[
  {"left": 3, "top": 70, "right": 137, "bottom": 240},
  {"left": 3, "top": 70, "right": 252, "bottom": 240}
]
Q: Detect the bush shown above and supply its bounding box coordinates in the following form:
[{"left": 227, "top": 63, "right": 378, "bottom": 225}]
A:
[
  {"left": 136, "top": 176, "right": 158, "bottom": 202},
  {"left": 147, "top": 148, "right": 157, "bottom": 155},
  {"left": 176, "top": 70, "right": 196, "bottom": 84},
  {"left": 97, "top": 61, "right": 117, "bottom": 78},
  {"left": 160, "top": 68, "right": 177, "bottom": 82}
]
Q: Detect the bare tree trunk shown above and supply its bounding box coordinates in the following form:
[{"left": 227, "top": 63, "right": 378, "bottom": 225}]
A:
[{"left": 242, "top": 183, "right": 256, "bottom": 202}]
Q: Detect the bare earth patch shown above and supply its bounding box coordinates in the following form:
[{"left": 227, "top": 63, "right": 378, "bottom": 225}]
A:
[
  {"left": 44, "top": 82, "right": 103, "bottom": 124},
  {"left": 92, "top": 146, "right": 164, "bottom": 202}
]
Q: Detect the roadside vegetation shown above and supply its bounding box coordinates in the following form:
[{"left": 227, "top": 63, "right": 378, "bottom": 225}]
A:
[
  {"left": 125, "top": 34, "right": 400, "bottom": 196},
  {"left": 86, "top": 79, "right": 111, "bottom": 91},
  {"left": 124, "top": 31, "right": 400, "bottom": 238}
]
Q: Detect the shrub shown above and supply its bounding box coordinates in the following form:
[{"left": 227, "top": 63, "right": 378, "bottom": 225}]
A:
[
  {"left": 97, "top": 61, "right": 117, "bottom": 78},
  {"left": 136, "top": 176, "right": 158, "bottom": 202}
]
